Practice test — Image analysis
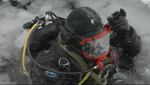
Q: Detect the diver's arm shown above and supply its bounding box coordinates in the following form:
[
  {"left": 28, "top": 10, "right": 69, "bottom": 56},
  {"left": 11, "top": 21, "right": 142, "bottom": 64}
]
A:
[
  {"left": 108, "top": 9, "right": 141, "bottom": 57},
  {"left": 110, "top": 26, "right": 141, "bottom": 57}
]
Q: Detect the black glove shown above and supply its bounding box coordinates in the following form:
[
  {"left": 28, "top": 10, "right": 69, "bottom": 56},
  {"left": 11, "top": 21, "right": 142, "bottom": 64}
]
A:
[{"left": 107, "top": 9, "right": 130, "bottom": 36}]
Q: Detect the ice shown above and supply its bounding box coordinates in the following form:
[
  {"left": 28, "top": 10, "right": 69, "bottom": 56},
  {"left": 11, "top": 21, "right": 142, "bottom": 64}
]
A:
[{"left": 0, "top": 0, "right": 150, "bottom": 84}]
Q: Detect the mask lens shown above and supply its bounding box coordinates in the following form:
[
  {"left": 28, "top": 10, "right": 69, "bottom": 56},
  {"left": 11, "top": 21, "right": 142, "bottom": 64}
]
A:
[{"left": 82, "top": 33, "right": 109, "bottom": 58}]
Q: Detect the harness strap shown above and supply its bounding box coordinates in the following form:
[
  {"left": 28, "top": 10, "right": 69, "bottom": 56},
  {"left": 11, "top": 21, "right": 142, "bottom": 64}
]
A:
[{"left": 58, "top": 36, "right": 103, "bottom": 84}]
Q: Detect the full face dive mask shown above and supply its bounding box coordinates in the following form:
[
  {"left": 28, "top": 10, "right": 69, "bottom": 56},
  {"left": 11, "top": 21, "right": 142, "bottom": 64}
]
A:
[
  {"left": 80, "top": 25, "right": 113, "bottom": 69},
  {"left": 80, "top": 25, "right": 111, "bottom": 59}
]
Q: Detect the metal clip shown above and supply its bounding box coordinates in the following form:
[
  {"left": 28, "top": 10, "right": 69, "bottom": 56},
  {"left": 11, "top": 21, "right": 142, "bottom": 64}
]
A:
[{"left": 58, "top": 58, "right": 70, "bottom": 71}]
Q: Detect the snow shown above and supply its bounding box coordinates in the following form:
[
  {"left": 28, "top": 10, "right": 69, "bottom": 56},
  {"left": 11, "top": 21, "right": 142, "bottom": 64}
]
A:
[
  {"left": 0, "top": 0, "right": 150, "bottom": 84},
  {"left": 142, "top": 0, "right": 150, "bottom": 4},
  {"left": 142, "top": 0, "right": 150, "bottom": 9}
]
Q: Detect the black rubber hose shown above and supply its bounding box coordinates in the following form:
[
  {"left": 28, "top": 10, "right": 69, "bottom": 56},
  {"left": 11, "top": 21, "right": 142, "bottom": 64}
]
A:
[{"left": 27, "top": 22, "right": 97, "bottom": 75}]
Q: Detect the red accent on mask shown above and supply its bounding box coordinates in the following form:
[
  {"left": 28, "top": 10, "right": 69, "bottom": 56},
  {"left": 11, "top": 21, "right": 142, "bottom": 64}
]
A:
[
  {"left": 80, "top": 25, "right": 112, "bottom": 46},
  {"left": 79, "top": 24, "right": 113, "bottom": 70},
  {"left": 80, "top": 24, "right": 111, "bottom": 60}
]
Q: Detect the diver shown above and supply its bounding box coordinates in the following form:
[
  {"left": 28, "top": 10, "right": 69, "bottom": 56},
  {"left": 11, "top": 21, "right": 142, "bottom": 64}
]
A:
[{"left": 22, "top": 7, "right": 141, "bottom": 85}]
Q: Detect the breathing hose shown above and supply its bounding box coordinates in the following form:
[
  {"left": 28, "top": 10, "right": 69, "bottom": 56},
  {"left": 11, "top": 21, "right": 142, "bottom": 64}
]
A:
[
  {"left": 20, "top": 11, "right": 106, "bottom": 85},
  {"left": 21, "top": 23, "right": 39, "bottom": 75},
  {"left": 21, "top": 21, "right": 116, "bottom": 85},
  {"left": 21, "top": 22, "right": 99, "bottom": 75},
  {"left": 78, "top": 72, "right": 91, "bottom": 85}
]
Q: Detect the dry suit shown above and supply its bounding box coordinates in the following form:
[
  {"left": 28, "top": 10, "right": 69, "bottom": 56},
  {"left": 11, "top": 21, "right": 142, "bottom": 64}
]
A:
[{"left": 26, "top": 7, "right": 141, "bottom": 85}]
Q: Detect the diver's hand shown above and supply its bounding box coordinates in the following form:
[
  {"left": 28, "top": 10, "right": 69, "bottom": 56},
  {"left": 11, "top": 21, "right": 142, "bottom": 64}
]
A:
[{"left": 107, "top": 9, "right": 130, "bottom": 34}]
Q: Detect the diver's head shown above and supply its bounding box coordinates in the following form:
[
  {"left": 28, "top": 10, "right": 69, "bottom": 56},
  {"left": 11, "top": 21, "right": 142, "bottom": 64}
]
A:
[{"left": 61, "top": 7, "right": 111, "bottom": 59}]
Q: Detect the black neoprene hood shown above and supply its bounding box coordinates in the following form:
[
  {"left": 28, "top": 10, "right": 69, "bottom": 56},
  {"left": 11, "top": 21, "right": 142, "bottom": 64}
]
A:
[{"left": 67, "top": 7, "right": 103, "bottom": 38}]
